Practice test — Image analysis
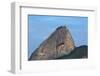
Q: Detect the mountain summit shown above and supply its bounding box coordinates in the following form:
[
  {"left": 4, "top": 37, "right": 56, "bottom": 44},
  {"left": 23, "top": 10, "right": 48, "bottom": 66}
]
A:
[{"left": 29, "top": 26, "right": 75, "bottom": 60}]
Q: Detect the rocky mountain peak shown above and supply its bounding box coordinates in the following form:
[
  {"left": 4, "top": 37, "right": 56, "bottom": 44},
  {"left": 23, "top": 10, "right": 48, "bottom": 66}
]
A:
[{"left": 29, "top": 26, "right": 75, "bottom": 60}]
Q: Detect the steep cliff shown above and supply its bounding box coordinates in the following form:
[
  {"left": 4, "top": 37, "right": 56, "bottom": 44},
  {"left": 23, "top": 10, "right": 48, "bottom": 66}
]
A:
[{"left": 29, "top": 26, "right": 75, "bottom": 60}]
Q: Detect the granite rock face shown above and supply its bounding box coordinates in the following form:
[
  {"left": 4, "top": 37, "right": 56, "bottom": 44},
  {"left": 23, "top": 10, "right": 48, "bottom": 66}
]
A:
[{"left": 29, "top": 26, "right": 75, "bottom": 60}]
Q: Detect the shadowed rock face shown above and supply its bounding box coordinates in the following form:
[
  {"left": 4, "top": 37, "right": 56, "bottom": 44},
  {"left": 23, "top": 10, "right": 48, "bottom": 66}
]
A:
[{"left": 29, "top": 26, "right": 75, "bottom": 60}]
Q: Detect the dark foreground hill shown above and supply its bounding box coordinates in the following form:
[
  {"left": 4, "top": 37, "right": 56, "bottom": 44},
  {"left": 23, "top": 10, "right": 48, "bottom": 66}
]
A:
[{"left": 56, "top": 45, "right": 88, "bottom": 59}]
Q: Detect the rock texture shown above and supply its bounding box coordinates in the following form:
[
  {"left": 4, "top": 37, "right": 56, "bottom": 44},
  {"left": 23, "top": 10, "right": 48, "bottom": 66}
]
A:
[{"left": 29, "top": 26, "right": 75, "bottom": 60}]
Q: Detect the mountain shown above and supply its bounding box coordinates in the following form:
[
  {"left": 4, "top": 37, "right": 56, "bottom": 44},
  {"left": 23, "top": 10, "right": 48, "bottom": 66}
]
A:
[
  {"left": 56, "top": 45, "right": 88, "bottom": 59},
  {"left": 29, "top": 26, "right": 75, "bottom": 60}
]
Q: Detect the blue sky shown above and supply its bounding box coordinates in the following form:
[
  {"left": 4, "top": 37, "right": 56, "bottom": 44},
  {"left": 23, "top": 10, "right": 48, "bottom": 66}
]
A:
[{"left": 28, "top": 15, "right": 88, "bottom": 58}]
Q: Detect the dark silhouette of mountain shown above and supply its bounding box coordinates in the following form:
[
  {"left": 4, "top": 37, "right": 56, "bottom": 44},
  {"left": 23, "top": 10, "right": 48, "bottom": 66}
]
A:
[
  {"left": 55, "top": 45, "right": 88, "bottom": 59},
  {"left": 29, "top": 26, "right": 75, "bottom": 60}
]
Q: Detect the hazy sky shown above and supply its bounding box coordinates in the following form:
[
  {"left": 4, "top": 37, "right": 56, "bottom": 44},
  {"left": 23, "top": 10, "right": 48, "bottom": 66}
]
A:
[{"left": 28, "top": 15, "right": 88, "bottom": 58}]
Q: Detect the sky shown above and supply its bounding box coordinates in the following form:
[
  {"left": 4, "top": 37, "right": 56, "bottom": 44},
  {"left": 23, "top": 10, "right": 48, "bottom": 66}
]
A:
[{"left": 28, "top": 15, "right": 88, "bottom": 58}]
